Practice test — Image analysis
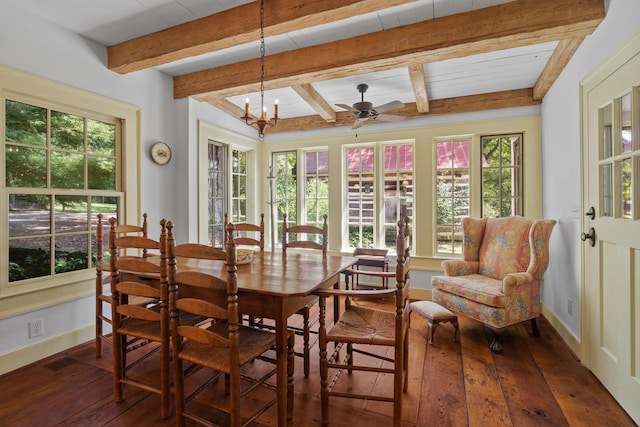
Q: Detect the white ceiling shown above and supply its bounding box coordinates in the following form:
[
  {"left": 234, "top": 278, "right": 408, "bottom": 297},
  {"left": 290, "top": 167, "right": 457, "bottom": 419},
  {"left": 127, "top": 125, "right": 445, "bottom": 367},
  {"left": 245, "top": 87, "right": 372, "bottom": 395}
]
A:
[{"left": 5, "top": 0, "right": 562, "bottom": 126}]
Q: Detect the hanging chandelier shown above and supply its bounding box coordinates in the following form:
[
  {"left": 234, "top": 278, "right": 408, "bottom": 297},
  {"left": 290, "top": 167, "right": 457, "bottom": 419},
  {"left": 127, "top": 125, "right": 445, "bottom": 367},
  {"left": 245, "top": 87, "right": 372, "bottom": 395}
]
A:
[{"left": 241, "top": 0, "right": 278, "bottom": 139}]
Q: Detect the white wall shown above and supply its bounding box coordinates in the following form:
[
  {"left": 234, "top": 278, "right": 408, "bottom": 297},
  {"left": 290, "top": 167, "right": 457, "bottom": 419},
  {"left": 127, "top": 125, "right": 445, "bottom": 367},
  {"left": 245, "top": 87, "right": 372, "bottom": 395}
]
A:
[{"left": 541, "top": 0, "right": 640, "bottom": 338}]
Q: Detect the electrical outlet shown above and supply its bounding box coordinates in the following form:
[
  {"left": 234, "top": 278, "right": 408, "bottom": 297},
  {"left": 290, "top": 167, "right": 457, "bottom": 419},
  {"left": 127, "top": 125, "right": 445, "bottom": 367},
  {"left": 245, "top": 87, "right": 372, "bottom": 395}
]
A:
[
  {"left": 28, "top": 319, "right": 43, "bottom": 339},
  {"left": 567, "top": 298, "right": 573, "bottom": 316}
]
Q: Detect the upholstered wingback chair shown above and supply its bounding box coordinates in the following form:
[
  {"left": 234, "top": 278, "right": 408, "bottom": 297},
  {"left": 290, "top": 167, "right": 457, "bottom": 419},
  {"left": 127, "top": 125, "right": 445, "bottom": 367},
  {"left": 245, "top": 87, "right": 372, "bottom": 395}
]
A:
[{"left": 431, "top": 216, "right": 556, "bottom": 353}]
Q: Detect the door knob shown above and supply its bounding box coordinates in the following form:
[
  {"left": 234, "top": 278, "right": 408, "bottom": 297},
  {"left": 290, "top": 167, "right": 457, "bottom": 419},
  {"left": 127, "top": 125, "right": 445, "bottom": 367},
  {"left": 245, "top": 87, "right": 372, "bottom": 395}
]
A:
[
  {"left": 581, "top": 227, "right": 596, "bottom": 247},
  {"left": 585, "top": 206, "right": 595, "bottom": 219}
]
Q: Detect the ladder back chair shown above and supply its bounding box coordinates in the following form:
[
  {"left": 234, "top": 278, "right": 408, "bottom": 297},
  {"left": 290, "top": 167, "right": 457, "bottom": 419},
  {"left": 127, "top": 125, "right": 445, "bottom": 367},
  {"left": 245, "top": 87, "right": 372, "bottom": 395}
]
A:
[
  {"left": 314, "top": 219, "right": 411, "bottom": 427},
  {"left": 109, "top": 217, "right": 171, "bottom": 419},
  {"left": 225, "top": 213, "right": 266, "bottom": 327},
  {"left": 94, "top": 213, "right": 149, "bottom": 357},
  {"left": 282, "top": 213, "right": 328, "bottom": 378},
  {"left": 224, "top": 212, "right": 265, "bottom": 250},
  {"left": 168, "top": 221, "right": 294, "bottom": 427}
]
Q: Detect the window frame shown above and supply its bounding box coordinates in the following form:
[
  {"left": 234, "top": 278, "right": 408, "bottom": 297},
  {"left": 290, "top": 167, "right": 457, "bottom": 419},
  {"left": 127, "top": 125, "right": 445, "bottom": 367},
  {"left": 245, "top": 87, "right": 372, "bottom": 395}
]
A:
[
  {"left": 0, "top": 65, "right": 139, "bottom": 316},
  {"left": 197, "top": 121, "right": 257, "bottom": 246},
  {"left": 345, "top": 142, "right": 414, "bottom": 252}
]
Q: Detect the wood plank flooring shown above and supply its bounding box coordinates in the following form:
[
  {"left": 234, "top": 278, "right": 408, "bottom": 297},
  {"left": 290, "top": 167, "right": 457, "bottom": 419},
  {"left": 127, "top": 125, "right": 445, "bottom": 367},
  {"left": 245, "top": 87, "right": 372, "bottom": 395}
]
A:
[{"left": 0, "top": 308, "right": 636, "bottom": 426}]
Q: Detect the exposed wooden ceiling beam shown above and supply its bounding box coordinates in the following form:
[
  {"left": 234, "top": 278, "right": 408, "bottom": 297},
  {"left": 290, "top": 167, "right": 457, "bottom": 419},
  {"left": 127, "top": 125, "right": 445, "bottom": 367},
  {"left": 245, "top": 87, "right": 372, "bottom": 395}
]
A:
[
  {"left": 174, "top": 0, "right": 605, "bottom": 100},
  {"left": 533, "top": 37, "right": 586, "bottom": 100},
  {"left": 267, "top": 88, "right": 540, "bottom": 133},
  {"left": 205, "top": 98, "right": 253, "bottom": 123},
  {"left": 107, "top": 0, "right": 415, "bottom": 74},
  {"left": 292, "top": 84, "right": 336, "bottom": 122},
  {"left": 408, "top": 64, "right": 429, "bottom": 113}
]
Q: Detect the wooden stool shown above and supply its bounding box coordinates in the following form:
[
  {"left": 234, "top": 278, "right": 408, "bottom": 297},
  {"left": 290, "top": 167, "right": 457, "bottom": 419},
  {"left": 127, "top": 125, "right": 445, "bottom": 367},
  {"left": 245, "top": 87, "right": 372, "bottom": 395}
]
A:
[{"left": 409, "top": 301, "right": 459, "bottom": 344}]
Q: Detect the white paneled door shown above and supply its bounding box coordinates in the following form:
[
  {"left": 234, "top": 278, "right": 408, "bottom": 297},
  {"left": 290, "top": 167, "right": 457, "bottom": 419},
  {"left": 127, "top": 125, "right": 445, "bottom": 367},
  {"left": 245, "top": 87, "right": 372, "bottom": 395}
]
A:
[{"left": 581, "top": 31, "right": 640, "bottom": 425}]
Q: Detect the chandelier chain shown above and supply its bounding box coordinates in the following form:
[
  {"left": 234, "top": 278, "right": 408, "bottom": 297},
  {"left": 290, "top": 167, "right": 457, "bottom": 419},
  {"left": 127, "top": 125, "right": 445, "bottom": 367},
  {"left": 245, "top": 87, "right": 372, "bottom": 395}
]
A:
[{"left": 260, "top": 0, "right": 265, "bottom": 110}]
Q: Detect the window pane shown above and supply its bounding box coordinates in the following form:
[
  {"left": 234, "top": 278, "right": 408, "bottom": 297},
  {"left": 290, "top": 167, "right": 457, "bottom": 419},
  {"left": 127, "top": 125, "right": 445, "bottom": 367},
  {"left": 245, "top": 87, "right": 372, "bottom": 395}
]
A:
[
  {"left": 6, "top": 146, "right": 47, "bottom": 187},
  {"left": 5, "top": 100, "right": 46, "bottom": 146},
  {"left": 306, "top": 152, "right": 317, "bottom": 174},
  {"left": 87, "top": 119, "right": 116, "bottom": 155},
  {"left": 9, "top": 194, "right": 51, "bottom": 237},
  {"left": 88, "top": 156, "right": 116, "bottom": 190},
  {"left": 55, "top": 196, "right": 88, "bottom": 233},
  {"left": 51, "top": 151, "right": 84, "bottom": 188},
  {"left": 51, "top": 110, "right": 84, "bottom": 151},
  {"left": 317, "top": 151, "right": 329, "bottom": 173},
  {"left": 10, "top": 237, "right": 51, "bottom": 281},
  {"left": 55, "top": 234, "right": 89, "bottom": 274}
]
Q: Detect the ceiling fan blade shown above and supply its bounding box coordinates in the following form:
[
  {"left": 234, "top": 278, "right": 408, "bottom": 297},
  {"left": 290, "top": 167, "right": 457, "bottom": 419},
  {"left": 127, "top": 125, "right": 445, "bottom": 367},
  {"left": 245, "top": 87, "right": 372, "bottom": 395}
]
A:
[
  {"left": 373, "top": 100, "right": 404, "bottom": 113},
  {"left": 376, "top": 114, "right": 406, "bottom": 123},
  {"left": 336, "top": 103, "right": 358, "bottom": 113},
  {"left": 352, "top": 118, "right": 368, "bottom": 129}
]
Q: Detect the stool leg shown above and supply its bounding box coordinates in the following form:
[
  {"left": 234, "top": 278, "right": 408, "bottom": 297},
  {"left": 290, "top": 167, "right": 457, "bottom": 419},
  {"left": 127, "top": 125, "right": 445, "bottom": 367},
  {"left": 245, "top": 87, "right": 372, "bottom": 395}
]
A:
[{"left": 452, "top": 318, "right": 460, "bottom": 342}]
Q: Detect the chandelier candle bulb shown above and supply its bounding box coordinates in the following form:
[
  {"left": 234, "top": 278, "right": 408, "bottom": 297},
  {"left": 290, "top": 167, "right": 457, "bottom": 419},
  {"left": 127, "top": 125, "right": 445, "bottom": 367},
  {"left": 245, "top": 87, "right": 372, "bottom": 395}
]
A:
[
  {"left": 244, "top": 98, "right": 250, "bottom": 116},
  {"left": 274, "top": 99, "right": 278, "bottom": 118},
  {"left": 261, "top": 106, "right": 267, "bottom": 120}
]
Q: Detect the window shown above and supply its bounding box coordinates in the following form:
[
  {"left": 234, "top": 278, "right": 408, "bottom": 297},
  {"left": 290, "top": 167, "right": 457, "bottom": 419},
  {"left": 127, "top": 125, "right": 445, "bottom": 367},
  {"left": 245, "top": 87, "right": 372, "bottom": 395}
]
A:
[
  {"left": 5, "top": 98, "right": 120, "bottom": 282},
  {"left": 230, "top": 149, "right": 247, "bottom": 223},
  {"left": 383, "top": 144, "right": 413, "bottom": 248},
  {"left": 206, "top": 141, "right": 226, "bottom": 248},
  {"left": 304, "top": 151, "right": 329, "bottom": 228},
  {"left": 272, "top": 149, "right": 328, "bottom": 247},
  {"left": 481, "top": 134, "right": 522, "bottom": 217},
  {"left": 347, "top": 143, "right": 414, "bottom": 250},
  {"left": 435, "top": 133, "right": 523, "bottom": 255},
  {"left": 435, "top": 139, "right": 469, "bottom": 255}
]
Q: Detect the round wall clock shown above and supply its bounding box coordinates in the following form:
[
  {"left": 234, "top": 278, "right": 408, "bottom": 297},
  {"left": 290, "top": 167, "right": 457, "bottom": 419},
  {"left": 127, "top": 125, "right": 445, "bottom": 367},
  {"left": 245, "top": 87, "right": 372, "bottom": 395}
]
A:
[{"left": 150, "top": 142, "right": 172, "bottom": 165}]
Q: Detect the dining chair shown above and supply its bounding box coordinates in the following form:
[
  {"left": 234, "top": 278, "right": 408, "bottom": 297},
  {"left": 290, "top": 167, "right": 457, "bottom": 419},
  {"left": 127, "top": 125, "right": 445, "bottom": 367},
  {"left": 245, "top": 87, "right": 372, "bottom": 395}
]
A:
[
  {"left": 94, "top": 213, "right": 150, "bottom": 357},
  {"left": 343, "top": 247, "right": 390, "bottom": 290},
  {"left": 95, "top": 213, "right": 149, "bottom": 357},
  {"left": 109, "top": 217, "right": 171, "bottom": 419},
  {"left": 282, "top": 213, "right": 328, "bottom": 378},
  {"left": 168, "top": 221, "right": 294, "bottom": 427},
  {"left": 225, "top": 213, "right": 266, "bottom": 327},
  {"left": 224, "top": 212, "right": 265, "bottom": 250},
  {"left": 314, "top": 218, "right": 411, "bottom": 427}
]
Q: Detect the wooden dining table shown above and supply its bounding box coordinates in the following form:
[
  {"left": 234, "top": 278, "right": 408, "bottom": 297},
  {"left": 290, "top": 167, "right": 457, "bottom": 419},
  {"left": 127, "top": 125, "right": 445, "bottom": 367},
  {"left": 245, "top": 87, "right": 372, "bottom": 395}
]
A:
[{"left": 172, "top": 250, "right": 357, "bottom": 426}]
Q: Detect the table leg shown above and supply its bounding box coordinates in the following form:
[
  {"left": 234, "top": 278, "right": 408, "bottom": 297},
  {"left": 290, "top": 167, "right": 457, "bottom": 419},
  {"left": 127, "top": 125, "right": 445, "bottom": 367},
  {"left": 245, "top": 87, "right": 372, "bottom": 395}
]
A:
[{"left": 275, "top": 316, "right": 289, "bottom": 426}]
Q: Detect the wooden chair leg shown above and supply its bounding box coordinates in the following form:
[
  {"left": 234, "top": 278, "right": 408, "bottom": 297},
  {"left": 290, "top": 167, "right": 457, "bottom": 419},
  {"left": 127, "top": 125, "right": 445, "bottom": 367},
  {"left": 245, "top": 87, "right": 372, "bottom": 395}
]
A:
[
  {"left": 531, "top": 318, "right": 540, "bottom": 337},
  {"left": 489, "top": 331, "right": 503, "bottom": 354},
  {"left": 302, "top": 307, "right": 310, "bottom": 378},
  {"left": 287, "top": 330, "right": 295, "bottom": 421}
]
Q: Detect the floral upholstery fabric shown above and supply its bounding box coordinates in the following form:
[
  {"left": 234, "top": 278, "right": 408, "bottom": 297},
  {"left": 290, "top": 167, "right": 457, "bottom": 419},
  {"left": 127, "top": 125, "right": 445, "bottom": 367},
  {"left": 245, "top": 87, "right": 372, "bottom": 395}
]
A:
[{"left": 431, "top": 216, "right": 555, "bottom": 330}]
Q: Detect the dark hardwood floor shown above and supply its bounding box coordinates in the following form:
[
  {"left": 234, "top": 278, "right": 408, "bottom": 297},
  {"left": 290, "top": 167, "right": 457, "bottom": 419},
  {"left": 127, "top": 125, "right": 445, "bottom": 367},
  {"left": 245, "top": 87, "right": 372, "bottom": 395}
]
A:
[{"left": 0, "top": 304, "right": 636, "bottom": 426}]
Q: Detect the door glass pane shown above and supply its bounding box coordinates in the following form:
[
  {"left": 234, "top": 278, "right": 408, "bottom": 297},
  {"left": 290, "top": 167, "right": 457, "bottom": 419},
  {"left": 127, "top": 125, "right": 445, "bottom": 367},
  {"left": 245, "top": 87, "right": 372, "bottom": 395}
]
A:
[
  {"left": 602, "top": 104, "right": 613, "bottom": 158},
  {"left": 602, "top": 163, "right": 613, "bottom": 217},
  {"left": 619, "top": 93, "right": 632, "bottom": 153},
  {"left": 620, "top": 159, "right": 632, "bottom": 219}
]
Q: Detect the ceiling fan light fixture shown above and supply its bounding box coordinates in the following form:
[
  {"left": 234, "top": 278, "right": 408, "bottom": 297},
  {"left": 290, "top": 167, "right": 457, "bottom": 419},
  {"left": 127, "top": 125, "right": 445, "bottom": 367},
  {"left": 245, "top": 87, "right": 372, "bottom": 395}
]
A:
[
  {"left": 336, "top": 83, "right": 406, "bottom": 129},
  {"left": 240, "top": 0, "right": 278, "bottom": 139}
]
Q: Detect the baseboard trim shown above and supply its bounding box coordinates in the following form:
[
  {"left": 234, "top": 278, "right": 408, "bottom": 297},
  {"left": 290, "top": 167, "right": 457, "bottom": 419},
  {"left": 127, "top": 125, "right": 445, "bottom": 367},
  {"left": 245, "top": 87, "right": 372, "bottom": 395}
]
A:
[
  {"left": 541, "top": 303, "right": 581, "bottom": 360},
  {"left": 0, "top": 325, "right": 94, "bottom": 376}
]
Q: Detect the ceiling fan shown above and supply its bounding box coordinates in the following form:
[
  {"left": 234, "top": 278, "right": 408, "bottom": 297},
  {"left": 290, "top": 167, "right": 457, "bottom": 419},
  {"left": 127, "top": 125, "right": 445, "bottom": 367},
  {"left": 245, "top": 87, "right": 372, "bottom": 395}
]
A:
[{"left": 336, "top": 83, "right": 405, "bottom": 129}]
